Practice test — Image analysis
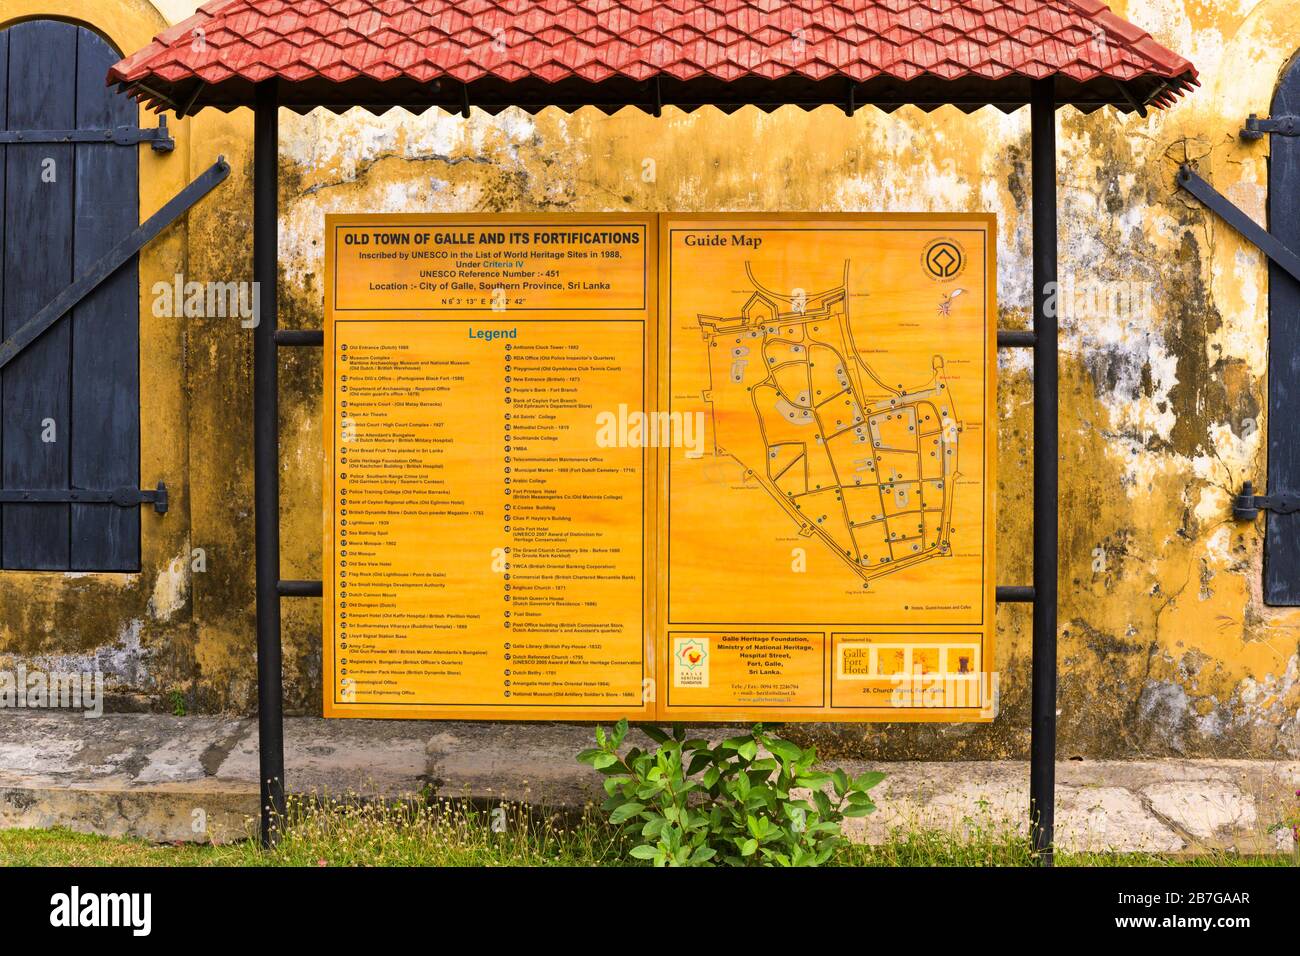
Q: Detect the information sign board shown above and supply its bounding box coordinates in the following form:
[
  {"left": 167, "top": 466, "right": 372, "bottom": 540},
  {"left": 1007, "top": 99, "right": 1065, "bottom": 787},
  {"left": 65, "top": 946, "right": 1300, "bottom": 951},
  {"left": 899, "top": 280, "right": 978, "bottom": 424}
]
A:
[{"left": 324, "top": 213, "right": 995, "bottom": 721}]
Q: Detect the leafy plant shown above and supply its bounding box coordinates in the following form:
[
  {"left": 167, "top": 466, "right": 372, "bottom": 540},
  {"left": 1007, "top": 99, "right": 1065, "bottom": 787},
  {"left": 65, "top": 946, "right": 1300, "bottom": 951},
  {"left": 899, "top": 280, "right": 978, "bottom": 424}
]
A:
[
  {"left": 167, "top": 689, "right": 186, "bottom": 717},
  {"left": 578, "top": 719, "right": 883, "bottom": 867}
]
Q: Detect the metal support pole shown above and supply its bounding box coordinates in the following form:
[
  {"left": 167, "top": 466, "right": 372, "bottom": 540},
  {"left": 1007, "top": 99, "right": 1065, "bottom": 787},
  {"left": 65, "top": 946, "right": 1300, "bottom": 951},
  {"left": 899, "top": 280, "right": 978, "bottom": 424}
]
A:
[
  {"left": 253, "top": 81, "right": 285, "bottom": 847},
  {"left": 1029, "top": 78, "right": 1059, "bottom": 865}
]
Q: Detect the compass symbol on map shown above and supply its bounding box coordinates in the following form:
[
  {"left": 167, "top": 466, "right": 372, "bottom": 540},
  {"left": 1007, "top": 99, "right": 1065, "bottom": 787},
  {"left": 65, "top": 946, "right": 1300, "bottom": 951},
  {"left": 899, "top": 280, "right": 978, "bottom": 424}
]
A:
[{"left": 939, "top": 288, "right": 967, "bottom": 317}]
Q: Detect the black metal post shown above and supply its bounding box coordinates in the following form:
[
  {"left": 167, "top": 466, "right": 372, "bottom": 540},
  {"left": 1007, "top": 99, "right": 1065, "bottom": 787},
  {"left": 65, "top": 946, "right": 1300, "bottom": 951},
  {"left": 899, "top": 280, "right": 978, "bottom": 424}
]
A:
[
  {"left": 1029, "top": 78, "right": 1059, "bottom": 864},
  {"left": 253, "top": 81, "right": 285, "bottom": 847}
]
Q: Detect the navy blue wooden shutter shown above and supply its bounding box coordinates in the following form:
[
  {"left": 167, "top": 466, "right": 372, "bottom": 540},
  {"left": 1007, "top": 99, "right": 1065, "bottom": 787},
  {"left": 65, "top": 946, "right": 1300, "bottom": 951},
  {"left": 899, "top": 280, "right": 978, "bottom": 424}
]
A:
[
  {"left": 0, "top": 20, "right": 140, "bottom": 572},
  {"left": 1267, "top": 57, "right": 1300, "bottom": 604}
]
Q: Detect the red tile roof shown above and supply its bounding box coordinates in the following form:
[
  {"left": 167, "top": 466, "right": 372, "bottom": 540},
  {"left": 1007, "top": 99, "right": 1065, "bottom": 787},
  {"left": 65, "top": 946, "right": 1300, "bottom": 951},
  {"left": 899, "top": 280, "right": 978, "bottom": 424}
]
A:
[{"left": 110, "top": 0, "right": 1198, "bottom": 115}]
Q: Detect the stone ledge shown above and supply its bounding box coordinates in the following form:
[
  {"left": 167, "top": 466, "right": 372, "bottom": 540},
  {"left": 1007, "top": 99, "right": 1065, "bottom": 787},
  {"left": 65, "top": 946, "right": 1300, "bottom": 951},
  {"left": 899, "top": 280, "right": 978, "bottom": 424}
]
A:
[{"left": 1, "top": 712, "right": 1296, "bottom": 853}]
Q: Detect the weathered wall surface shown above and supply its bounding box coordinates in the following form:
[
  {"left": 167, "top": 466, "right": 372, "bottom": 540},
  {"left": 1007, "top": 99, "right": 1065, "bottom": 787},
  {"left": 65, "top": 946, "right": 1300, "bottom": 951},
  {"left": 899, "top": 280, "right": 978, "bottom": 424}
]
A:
[
  {"left": 0, "top": 0, "right": 199, "bottom": 711},
  {"left": 2, "top": 0, "right": 1299, "bottom": 759}
]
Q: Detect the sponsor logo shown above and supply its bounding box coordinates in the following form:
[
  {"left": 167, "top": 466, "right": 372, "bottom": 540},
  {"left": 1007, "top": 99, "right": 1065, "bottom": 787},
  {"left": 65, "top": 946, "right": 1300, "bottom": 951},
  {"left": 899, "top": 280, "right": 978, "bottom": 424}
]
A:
[{"left": 672, "top": 637, "right": 709, "bottom": 688}]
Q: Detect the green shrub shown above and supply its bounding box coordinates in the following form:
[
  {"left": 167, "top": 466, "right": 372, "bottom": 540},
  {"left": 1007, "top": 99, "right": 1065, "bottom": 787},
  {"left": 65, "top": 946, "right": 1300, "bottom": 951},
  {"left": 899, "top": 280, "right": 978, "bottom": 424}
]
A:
[{"left": 578, "top": 719, "right": 883, "bottom": 867}]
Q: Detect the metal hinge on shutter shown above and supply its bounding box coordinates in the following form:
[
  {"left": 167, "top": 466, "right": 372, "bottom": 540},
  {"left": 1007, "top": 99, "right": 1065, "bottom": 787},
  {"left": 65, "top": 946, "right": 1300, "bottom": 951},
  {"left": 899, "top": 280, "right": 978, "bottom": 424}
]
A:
[
  {"left": 0, "top": 160, "right": 228, "bottom": 528},
  {"left": 1242, "top": 114, "right": 1300, "bottom": 139},
  {"left": 0, "top": 115, "right": 174, "bottom": 151},
  {"left": 1233, "top": 481, "right": 1300, "bottom": 521},
  {"left": 1175, "top": 166, "right": 1300, "bottom": 524},
  {"left": 0, "top": 481, "right": 167, "bottom": 513}
]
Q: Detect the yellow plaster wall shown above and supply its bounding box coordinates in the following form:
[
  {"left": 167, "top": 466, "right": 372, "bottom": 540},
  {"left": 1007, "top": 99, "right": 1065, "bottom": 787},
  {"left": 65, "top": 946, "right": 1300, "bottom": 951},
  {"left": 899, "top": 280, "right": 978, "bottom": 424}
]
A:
[
  {"left": 2, "top": 0, "right": 1298, "bottom": 757},
  {"left": 0, "top": 0, "right": 196, "bottom": 707}
]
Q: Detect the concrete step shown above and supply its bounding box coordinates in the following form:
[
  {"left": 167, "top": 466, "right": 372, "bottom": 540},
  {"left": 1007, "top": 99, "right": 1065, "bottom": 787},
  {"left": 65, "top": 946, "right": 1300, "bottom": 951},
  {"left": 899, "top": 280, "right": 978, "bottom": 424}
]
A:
[{"left": 1, "top": 712, "right": 1296, "bottom": 853}]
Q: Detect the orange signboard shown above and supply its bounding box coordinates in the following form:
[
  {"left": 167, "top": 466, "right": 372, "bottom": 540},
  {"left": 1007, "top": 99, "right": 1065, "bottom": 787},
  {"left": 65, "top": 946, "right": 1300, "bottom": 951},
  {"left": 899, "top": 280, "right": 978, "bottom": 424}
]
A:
[{"left": 324, "top": 213, "right": 996, "bottom": 721}]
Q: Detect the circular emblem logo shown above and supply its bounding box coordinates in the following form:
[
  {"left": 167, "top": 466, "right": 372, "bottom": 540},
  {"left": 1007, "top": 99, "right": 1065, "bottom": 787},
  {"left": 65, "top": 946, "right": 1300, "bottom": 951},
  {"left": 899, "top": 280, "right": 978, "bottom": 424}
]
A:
[{"left": 922, "top": 239, "right": 966, "bottom": 281}]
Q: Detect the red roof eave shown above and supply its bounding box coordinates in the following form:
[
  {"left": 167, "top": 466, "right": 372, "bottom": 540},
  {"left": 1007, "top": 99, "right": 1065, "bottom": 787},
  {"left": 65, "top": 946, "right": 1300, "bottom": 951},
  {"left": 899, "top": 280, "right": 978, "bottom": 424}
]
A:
[{"left": 108, "top": 0, "right": 1199, "bottom": 114}]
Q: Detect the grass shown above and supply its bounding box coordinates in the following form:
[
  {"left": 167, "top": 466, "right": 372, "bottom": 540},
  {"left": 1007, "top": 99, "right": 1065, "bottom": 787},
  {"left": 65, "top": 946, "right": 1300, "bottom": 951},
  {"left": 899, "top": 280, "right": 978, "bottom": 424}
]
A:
[
  {"left": 841, "top": 831, "right": 1292, "bottom": 867},
  {"left": 1, "top": 799, "right": 622, "bottom": 868},
  {"left": 0, "top": 795, "right": 1293, "bottom": 867}
]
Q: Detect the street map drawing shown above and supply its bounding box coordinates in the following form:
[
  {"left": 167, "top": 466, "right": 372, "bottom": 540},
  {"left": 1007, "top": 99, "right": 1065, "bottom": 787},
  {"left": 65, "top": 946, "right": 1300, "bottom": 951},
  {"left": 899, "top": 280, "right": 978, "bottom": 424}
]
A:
[{"left": 698, "top": 262, "right": 961, "bottom": 586}]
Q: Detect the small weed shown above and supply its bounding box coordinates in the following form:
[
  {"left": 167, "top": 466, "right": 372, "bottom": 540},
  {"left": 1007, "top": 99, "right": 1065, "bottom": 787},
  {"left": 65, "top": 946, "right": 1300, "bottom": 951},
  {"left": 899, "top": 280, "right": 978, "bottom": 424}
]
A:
[{"left": 166, "top": 690, "right": 186, "bottom": 717}]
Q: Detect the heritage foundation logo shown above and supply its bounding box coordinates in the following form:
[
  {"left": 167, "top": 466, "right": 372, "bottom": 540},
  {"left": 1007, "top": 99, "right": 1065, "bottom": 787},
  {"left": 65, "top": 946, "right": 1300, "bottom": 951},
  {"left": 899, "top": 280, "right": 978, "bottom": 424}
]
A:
[{"left": 672, "top": 637, "right": 710, "bottom": 689}]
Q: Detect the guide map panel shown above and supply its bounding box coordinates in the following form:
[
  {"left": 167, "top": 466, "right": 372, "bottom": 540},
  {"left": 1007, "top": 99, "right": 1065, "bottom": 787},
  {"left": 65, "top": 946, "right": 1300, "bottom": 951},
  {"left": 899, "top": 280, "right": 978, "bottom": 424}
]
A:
[{"left": 658, "top": 215, "right": 996, "bottom": 721}]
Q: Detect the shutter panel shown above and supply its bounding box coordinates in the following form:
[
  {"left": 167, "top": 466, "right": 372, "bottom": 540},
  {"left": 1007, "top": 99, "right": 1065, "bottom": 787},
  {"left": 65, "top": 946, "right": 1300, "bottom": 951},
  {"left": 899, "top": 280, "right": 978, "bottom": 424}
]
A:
[
  {"left": 1266, "top": 60, "right": 1300, "bottom": 604},
  {"left": 0, "top": 20, "right": 141, "bottom": 572},
  {"left": 1, "top": 20, "right": 76, "bottom": 570},
  {"left": 71, "top": 28, "right": 141, "bottom": 571}
]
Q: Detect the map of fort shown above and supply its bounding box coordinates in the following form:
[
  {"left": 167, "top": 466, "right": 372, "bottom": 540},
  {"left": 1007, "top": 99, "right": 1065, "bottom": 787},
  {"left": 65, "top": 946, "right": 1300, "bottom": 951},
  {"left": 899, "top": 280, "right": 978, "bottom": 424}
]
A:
[{"left": 697, "top": 262, "right": 960, "bottom": 585}]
